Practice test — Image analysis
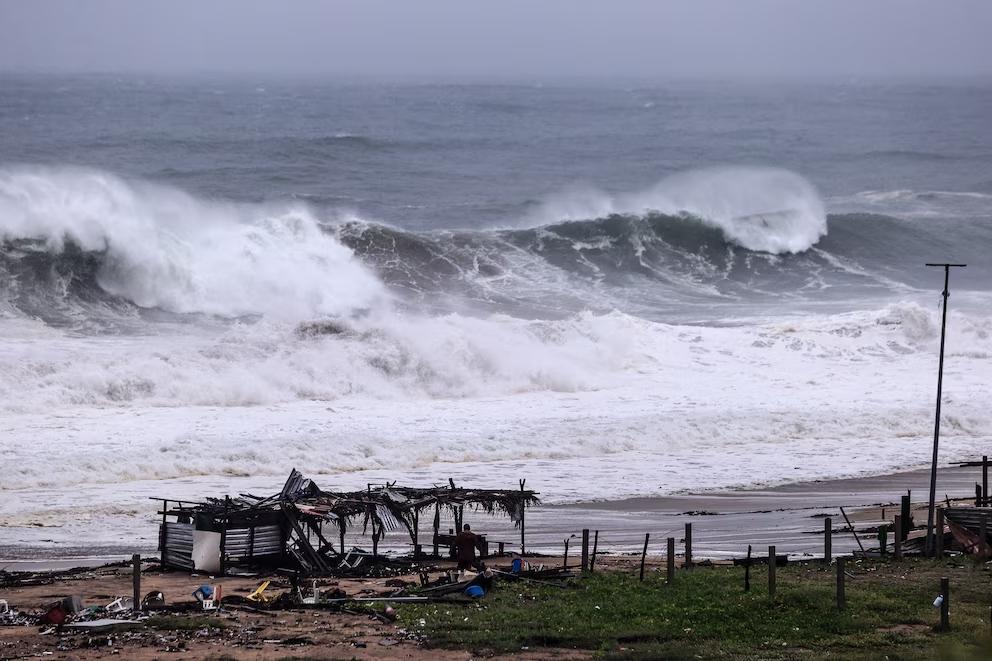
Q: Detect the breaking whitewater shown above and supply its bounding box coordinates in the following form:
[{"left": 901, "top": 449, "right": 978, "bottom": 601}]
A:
[{"left": 1, "top": 165, "right": 991, "bottom": 550}]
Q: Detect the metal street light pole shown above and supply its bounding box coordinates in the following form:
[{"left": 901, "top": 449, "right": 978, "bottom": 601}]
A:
[{"left": 924, "top": 262, "right": 966, "bottom": 556}]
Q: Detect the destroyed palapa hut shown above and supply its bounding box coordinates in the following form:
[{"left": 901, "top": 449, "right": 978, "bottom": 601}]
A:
[{"left": 154, "top": 470, "right": 539, "bottom": 576}]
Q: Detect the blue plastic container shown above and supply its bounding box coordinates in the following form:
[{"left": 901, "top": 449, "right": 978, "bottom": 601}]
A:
[{"left": 464, "top": 585, "right": 485, "bottom": 598}]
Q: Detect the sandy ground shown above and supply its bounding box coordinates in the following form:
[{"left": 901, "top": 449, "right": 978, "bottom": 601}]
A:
[{"left": 0, "top": 559, "right": 592, "bottom": 660}]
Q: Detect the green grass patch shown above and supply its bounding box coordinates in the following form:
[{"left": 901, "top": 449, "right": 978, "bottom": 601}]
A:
[{"left": 402, "top": 558, "right": 992, "bottom": 659}]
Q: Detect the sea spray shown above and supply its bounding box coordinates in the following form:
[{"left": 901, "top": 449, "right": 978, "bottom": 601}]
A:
[
  {"left": 522, "top": 166, "right": 827, "bottom": 253},
  {"left": 0, "top": 166, "right": 387, "bottom": 319}
]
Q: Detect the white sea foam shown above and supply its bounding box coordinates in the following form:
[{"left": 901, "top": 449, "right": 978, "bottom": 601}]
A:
[
  {"left": 524, "top": 166, "right": 827, "bottom": 254},
  {"left": 1, "top": 301, "right": 989, "bottom": 489},
  {"left": 830, "top": 188, "right": 992, "bottom": 219},
  {"left": 0, "top": 166, "right": 387, "bottom": 319}
]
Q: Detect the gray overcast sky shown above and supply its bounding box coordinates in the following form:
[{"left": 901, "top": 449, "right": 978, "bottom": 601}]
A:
[{"left": 0, "top": 0, "right": 989, "bottom": 80}]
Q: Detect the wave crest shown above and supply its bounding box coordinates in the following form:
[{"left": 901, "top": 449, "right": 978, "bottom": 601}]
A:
[
  {"left": 0, "top": 166, "right": 387, "bottom": 320},
  {"left": 526, "top": 167, "right": 827, "bottom": 254}
]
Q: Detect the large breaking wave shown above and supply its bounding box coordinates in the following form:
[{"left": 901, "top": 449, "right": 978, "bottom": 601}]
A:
[
  {"left": 0, "top": 167, "right": 387, "bottom": 324},
  {"left": 2, "top": 164, "right": 967, "bottom": 328}
]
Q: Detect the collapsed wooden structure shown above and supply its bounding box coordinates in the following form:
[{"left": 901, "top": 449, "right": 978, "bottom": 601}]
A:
[{"left": 155, "top": 470, "right": 539, "bottom": 576}]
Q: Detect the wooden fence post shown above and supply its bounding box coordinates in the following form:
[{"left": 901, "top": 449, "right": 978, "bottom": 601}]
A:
[
  {"left": 836, "top": 557, "right": 846, "bottom": 610},
  {"left": 768, "top": 545, "right": 776, "bottom": 599},
  {"left": 984, "top": 455, "right": 989, "bottom": 505},
  {"left": 940, "top": 577, "right": 950, "bottom": 631},
  {"left": 590, "top": 530, "right": 599, "bottom": 572},
  {"left": 639, "top": 533, "right": 650, "bottom": 581},
  {"left": 132, "top": 554, "right": 141, "bottom": 612},
  {"left": 581, "top": 529, "right": 590, "bottom": 571},
  {"left": 893, "top": 515, "right": 902, "bottom": 560},
  {"left": 900, "top": 494, "right": 911, "bottom": 538},
  {"left": 684, "top": 523, "right": 693, "bottom": 568},
  {"left": 824, "top": 517, "right": 832, "bottom": 563},
  {"left": 666, "top": 537, "right": 675, "bottom": 584},
  {"left": 519, "top": 479, "right": 527, "bottom": 555}
]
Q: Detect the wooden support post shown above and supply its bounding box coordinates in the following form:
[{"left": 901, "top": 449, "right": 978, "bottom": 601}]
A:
[
  {"left": 159, "top": 500, "right": 168, "bottom": 561},
  {"left": 936, "top": 508, "right": 945, "bottom": 557},
  {"left": 432, "top": 502, "right": 440, "bottom": 557},
  {"left": 590, "top": 531, "right": 599, "bottom": 572},
  {"left": 894, "top": 515, "right": 903, "bottom": 560},
  {"left": 744, "top": 544, "right": 752, "bottom": 592},
  {"left": 768, "top": 545, "right": 776, "bottom": 599},
  {"left": 339, "top": 521, "right": 346, "bottom": 559},
  {"left": 519, "top": 479, "right": 527, "bottom": 555},
  {"left": 132, "top": 554, "right": 141, "bottom": 612},
  {"left": 639, "top": 533, "right": 650, "bottom": 582},
  {"left": 836, "top": 557, "right": 846, "bottom": 610},
  {"left": 840, "top": 506, "right": 866, "bottom": 557},
  {"left": 498, "top": 541, "right": 505, "bottom": 555},
  {"left": 940, "top": 577, "right": 950, "bottom": 631},
  {"left": 900, "top": 495, "right": 911, "bottom": 539},
  {"left": 563, "top": 537, "right": 570, "bottom": 570},
  {"left": 666, "top": 537, "right": 675, "bottom": 584},
  {"left": 580, "top": 529, "right": 590, "bottom": 571},
  {"left": 977, "top": 483, "right": 983, "bottom": 508},
  {"left": 412, "top": 510, "right": 419, "bottom": 553},
  {"left": 414, "top": 544, "right": 422, "bottom": 559},
  {"left": 684, "top": 523, "right": 693, "bottom": 568},
  {"left": 982, "top": 456, "right": 990, "bottom": 504},
  {"left": 824, "top": 517, "right": 832, "bottom": 563},
  {"left": 372, "top": 520, "right": 380, "bottom": 561}
]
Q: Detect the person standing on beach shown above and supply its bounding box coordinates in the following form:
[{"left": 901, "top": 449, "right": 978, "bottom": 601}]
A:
[{"left": 455, "top": 523, "right": 482, "bottom": 570}]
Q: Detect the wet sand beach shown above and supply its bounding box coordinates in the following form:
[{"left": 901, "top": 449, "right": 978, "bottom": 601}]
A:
[{"left": 3, "top": 462, "right": 986, "bottom": 569}]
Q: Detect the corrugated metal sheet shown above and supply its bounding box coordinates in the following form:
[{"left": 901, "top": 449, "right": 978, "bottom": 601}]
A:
[
  {"left": 224, "top": 525, "right": 283, "bottom": 559},
  {"left": 160, "top": 522, "right": 194, "bottom": 570},
  {"left": 944, "top": 507, "right": 992, "bottom": 535}
]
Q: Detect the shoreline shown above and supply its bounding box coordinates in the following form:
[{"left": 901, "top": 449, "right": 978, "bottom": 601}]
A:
[{"left": 3, "top": 461, "right": 985, "bottom": 569}]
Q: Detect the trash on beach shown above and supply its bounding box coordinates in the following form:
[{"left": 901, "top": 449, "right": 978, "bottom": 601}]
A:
[
  {"left": 247, "top": 580, "right": 273, "bottom": 603},
  {"left": 141, "top": 591, "right": 165, "bottom": 610},
  {"left": 0, "top": 599, "right": 24, "bottom": 625},
  {"left": 943, "top": 509, "right": 989, "bottom": 556},
  {"left": 933, "top": 594, "right": 944, "bottom": 608},
  {"left": 66, "top": 618, "right": 142, "bottom": 633},
  {"left": 301, "top": 580, "right": 322, "bottom": 605},
  {"left": 104, "top": 596, "right": 132, "bottom": 614},
  {"left": 39, "top": 603, "right": 68, "bottom": 626},
  {"left": 192, "top": 584, "right": 222, "bottom": 610}
]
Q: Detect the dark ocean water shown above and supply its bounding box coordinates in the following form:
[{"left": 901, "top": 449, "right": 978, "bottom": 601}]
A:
[{"left": 1, "top": 74, "right": 991, "bottom": 324}]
